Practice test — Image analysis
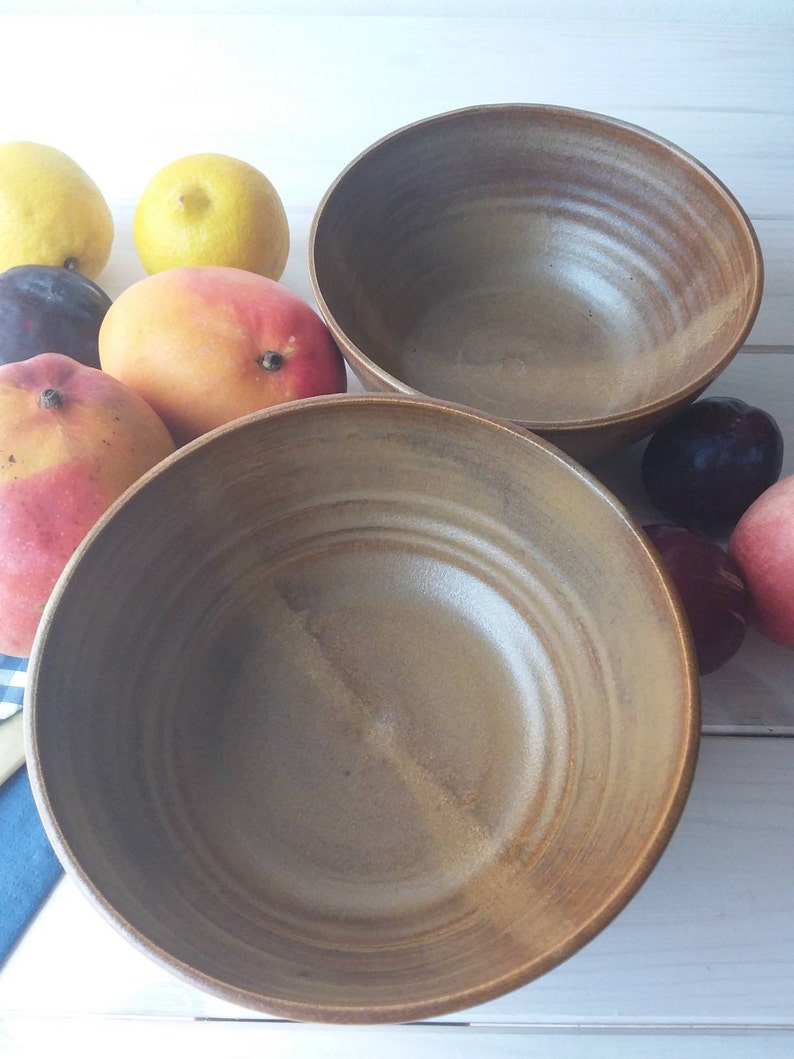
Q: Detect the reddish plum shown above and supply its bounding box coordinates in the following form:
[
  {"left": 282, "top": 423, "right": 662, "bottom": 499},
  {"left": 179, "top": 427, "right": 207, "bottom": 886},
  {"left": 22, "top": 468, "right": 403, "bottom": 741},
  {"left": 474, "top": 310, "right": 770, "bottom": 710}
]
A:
[
  {"left": 644, "top": 523, "right": 749, "bottom": 675},
  {"left": 641, "top": 397, "right": 783, "bottom": 533},
  {"left": 0, "top": 264, "right": 112, "bottom": 369}
]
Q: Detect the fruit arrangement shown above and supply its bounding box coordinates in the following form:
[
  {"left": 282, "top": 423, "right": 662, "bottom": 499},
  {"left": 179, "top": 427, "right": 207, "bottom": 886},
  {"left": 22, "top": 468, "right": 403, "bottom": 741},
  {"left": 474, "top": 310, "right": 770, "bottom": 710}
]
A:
[
  {"left": 641, "top": 395, "right": 791, "bottom": 671},
  {"left": 0, "top": 142, "right": 346, "bottom": 657}
]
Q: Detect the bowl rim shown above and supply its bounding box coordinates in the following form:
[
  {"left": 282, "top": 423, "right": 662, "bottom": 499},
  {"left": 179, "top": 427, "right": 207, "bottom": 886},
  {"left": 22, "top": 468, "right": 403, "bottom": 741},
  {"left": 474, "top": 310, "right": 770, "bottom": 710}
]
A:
[
  {"left": 25, "top": 391, "right": 702, "bottom": 1025},
  {"left": 308, "top": 102, "right": 764, "bottom": 438}
]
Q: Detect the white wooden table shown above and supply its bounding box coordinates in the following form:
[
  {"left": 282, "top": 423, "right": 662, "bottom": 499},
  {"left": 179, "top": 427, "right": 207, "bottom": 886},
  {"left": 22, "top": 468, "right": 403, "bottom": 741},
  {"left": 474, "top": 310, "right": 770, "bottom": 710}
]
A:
[{"left": 0, "top": 5, "right": 792, "bottom": 1056}]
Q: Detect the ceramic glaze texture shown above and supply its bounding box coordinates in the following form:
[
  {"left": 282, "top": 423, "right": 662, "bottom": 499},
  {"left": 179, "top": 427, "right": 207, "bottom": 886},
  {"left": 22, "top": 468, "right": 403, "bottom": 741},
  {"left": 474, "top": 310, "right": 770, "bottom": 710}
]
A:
[
  {"left": 27, "top": 394, "right": 699, "bottom": 1023},
  {"left": 310, "top": 105, "right": 763, "bottom": 462}
]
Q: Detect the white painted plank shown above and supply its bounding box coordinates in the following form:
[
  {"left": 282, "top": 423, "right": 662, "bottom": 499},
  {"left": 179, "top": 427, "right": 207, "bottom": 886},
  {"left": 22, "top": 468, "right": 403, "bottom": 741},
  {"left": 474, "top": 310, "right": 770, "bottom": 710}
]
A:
[
  {"left": 2, "top": 1017, "right": 794, "bottom": 1059},
  {"left": 1, "top": 0, "right": 793, "bottom": 23}
]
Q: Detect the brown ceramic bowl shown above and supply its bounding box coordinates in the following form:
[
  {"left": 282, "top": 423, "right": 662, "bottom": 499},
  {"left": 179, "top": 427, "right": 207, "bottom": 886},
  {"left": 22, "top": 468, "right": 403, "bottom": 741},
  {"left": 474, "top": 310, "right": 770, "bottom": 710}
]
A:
[
  {"left": 27, "top": 394, "right": 699, "bottom": 1024},
  {"left": 309, "top": 104, "right": 763, "bottom": 463}
]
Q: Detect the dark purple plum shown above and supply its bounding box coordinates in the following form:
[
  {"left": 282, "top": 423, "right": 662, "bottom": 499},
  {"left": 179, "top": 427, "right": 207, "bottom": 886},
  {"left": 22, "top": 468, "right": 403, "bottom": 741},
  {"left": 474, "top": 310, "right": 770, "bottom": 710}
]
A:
[
  {"left": 0, "top": 264, "right": 112, "bottom": 369},
  {"left": 641, "top": 396, "right": 784, "bottom": 534},
  {"left": 644, "top": 522, "right": 749, "bottom": 675}
]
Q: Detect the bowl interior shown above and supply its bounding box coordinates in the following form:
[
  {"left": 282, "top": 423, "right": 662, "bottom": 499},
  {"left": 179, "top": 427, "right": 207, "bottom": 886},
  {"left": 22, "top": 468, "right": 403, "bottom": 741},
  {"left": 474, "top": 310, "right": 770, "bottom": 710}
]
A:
[
  {"left": 28, "top": 394, "right": 698, "bottom": 1023},
  {"left": 310, "top": 105, "right": 761, "bottom": 431}
]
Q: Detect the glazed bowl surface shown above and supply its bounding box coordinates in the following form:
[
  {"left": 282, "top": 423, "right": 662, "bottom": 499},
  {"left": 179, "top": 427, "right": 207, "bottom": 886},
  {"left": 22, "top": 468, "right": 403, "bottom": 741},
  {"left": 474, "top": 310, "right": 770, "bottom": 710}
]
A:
[
  {"left": 27, "top": 393, "right": 699, "bottom": 1023},
  {"left": 309, "top": 104, "right": 763, "bottom": 462}
]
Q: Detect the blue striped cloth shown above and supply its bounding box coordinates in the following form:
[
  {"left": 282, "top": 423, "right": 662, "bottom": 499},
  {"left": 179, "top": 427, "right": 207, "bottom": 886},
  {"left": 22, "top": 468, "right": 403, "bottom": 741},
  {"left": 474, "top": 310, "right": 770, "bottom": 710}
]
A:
[{"left": 0, "top": 653, "right": 63, "bottom": 964}]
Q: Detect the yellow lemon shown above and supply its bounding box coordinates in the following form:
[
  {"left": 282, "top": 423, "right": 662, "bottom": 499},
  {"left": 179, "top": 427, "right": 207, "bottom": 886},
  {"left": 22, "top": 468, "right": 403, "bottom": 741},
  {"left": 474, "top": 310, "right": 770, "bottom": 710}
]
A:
[
  {"left": 133, "top": 153, "right": 290, "bottom": 280},
  {"left": 0, "top": 141, "right": 114, "bottom": 280}
]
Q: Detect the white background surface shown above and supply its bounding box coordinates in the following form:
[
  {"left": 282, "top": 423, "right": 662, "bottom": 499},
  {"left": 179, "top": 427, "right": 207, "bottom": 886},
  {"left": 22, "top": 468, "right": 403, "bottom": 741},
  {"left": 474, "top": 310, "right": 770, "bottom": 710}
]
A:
[{"left": 0, "top": 3, "right": 792, "bottom": 1056}]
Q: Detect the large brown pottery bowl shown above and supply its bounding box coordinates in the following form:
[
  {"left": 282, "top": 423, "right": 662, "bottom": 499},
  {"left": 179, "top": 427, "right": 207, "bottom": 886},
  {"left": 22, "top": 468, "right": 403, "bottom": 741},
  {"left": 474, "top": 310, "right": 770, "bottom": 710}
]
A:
[
  {"left": 27, "top": 394, "right": 699, "bottom": 1024},
  {"left": 309, "top": 104, "right": 763, "bottom": 463}
]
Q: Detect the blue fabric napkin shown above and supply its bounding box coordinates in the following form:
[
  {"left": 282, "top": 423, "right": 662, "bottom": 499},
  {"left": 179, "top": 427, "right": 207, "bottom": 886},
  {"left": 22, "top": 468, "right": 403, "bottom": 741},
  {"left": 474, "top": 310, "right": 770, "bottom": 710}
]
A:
[{"left": 0, "top": 654, "right": 63, "bottom": 964}]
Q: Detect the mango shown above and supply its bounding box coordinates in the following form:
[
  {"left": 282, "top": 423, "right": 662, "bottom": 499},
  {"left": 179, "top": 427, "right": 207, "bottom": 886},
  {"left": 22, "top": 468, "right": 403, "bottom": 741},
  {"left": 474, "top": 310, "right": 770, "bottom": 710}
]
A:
[
  {"left": 0, "top": 353, "right": 175, "bottom": 656},
  {"left": 98, "top": 266, "right": 347, "bottom": 446}
]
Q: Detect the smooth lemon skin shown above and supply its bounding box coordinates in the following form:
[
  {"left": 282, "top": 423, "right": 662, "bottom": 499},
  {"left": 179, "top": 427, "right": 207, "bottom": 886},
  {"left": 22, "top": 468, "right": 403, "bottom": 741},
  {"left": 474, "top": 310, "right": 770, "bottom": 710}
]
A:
[
  {"left": 0, "top": 141, "right": 114, "bottom": 280},
  {"left": 133, "top": 153, "right": 290, "bottom": 280}
]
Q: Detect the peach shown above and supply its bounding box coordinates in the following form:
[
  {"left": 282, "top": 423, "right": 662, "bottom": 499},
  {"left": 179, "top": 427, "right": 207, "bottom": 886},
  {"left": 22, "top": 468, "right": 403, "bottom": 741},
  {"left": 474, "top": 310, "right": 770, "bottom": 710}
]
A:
[
  {"left": 98, "top": 266, "right": 347, "bottom": 446},
  {"left": 728, "top": 473, "right": 794, "bottom": 647},
  {"left": 0, "top": 352, "right": 175, "bottom": 656}
]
